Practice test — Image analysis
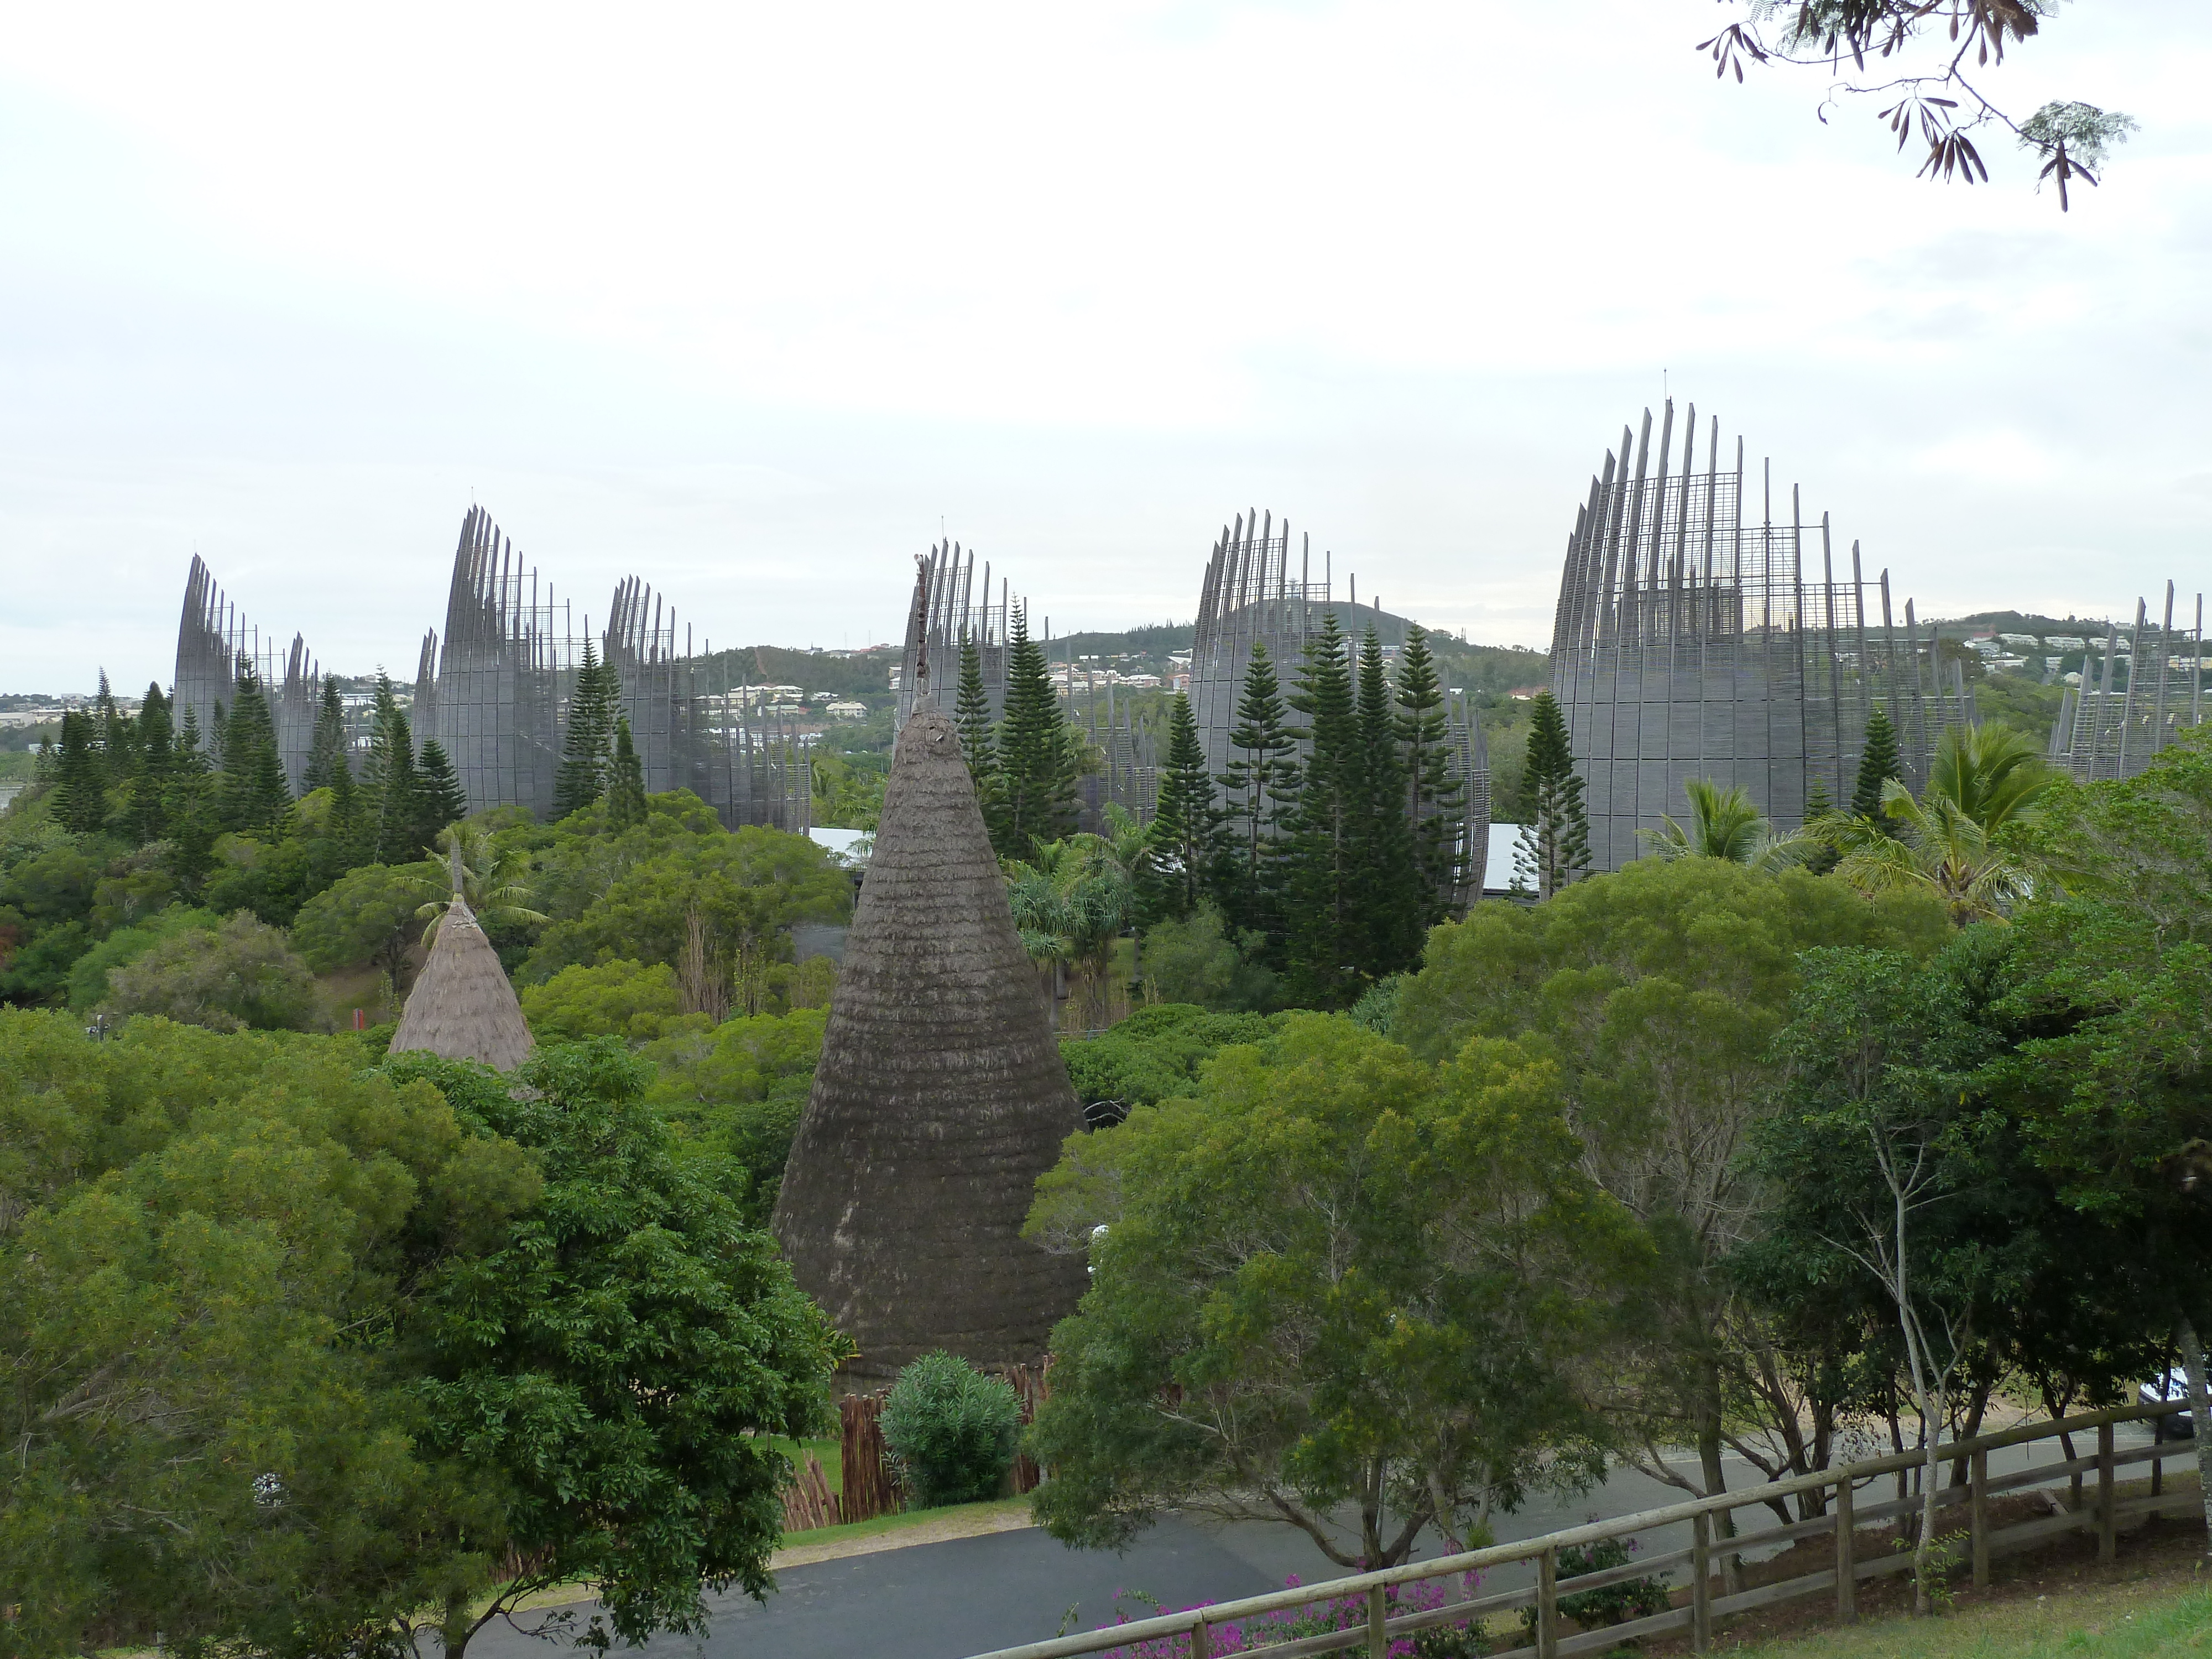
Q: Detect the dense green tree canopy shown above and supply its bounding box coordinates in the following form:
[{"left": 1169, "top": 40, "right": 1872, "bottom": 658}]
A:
[{"left": 1026, "top": 1015, "right": 1641, "bottom": 1569}]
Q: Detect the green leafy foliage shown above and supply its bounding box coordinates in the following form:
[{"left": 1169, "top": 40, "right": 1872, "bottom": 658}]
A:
[
  {"left": 65, "top": 904, "right": 218, "bottom": 1011},
  {"left": 880, "top": 1353, "right": 1022, "bottom": 1508},
  {"left": 105, "top": 910, "right": 324, "bottom": 1032},
  {"left": 0, "top": 1013, "right": 543, "bottom": 1657},
  {"left": 290, "top": 860, "right": 442, "bottom": 979},
  {"left": 524, "top": 823, "right": 849, "bottom": 982},
  {"left": 390, "top": 1040, "right": 842, "bottom": 1652},
  {"left": 1058, "top": 1002, "right": 1277, "bottom": 1119},
  {"left": 519, "top": 958, "right": 689, "bottom": 1041},
  {"left": 1026, "top": 1015, "right": 1640, "bottom": 1569},
  {"left": 640, "top": 1006, "right": 827, "bottom": 1224},
  {"left": 1137, "top": 904, "right": 1278, "bottom": 1013}
]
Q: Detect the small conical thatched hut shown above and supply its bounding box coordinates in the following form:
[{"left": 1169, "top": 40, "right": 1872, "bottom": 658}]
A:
[
  {"left": 389, "top": 855, "right": 535, "bottom": 1072},
  {"left": 772, "top": 700, "right": 1087, "bottom": 1380}
]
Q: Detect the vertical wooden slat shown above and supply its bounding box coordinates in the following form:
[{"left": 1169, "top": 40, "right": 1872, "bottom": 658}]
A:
[
  {"left": 1692, "top": 1511, "right": 1712, "bottom": 1652},
  {"left": 2098, "top": 1421, "right": 2117, "bottom": 1562},
  {"left": 1835, "top": 1474, "right": 1856, "bottom": 1624},
  {"left": 1536, "top": 1547, "right": 1558, "bottom": 1659},
  {"left": 1970, "top": 1447, "right": 1990, "bottom": 1589},
  {"left": 1366, "top": 1584, "right": 1385, "bottom": 1657}
]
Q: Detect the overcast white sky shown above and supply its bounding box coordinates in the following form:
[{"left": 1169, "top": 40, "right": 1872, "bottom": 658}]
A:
[{"left": 3, "top": 2, "right": 2207, "bottom": 692}]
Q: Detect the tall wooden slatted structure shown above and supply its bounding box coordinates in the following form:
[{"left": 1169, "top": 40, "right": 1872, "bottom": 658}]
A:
[
  {"left": 173, "top": 555, "right": 326, "bottom": 792},
  {"left": 2047, "top": 582, "right": 2209, "bottom": 781},
  {"left": 1551, "top": 400, "right": 1971, "bottom": 872}
]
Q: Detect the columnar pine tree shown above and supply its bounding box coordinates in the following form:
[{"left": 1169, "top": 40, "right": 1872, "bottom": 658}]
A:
[
  {"left": 93, "top": 670, "right": 133, "bottom": 771},
  {"left": 1213, "top": 638, "right": 1300, "bottom": 947},
  {"left": 1852, "top": 703, "right": 1904, "bottom": 834},
  {"left": 1281, "top": 614, "right": 1366, "bottom": 1008},
  {"left": 1512, "top": 692, "right": 1590, "bottom": 900},
  {"left": 1147, "top": 693, "right": 1223, "bottom": 922},
  {"left": 553, "top": 641, "right": 619, "bottom": 820},
  {"left": 166, "top": 707, "right": 220, "bottom": 885},
  {"left": 1801, "top": 776, "right": 1843, "bottom": 876},
  {"left": 607, "top": 715, "right": 648, "bottom": 830},
  {"left": 124, "top": 685, "right": 173, "bottom": 846},
  {"left": 993, "top": 606, "right": 1079, "bottom": 858},
  {"left": 304, "top": 679, "right": 349, "bottom": 792},
  {"left": 416, "top": 740, "right": 469, "bottom": 839},
  {"left": 50, "top": 711, "right": 108, "bottom": 835},
  {"left": 954, "top": 633, "right": 999, "bottom": 805},
  {"left": 206, "top": 701, "right": 229, "bottom": 773},
  {"left": 1394, "top": 625, "right": 1466, "bottom": 924},
  {"left": 361, "top": 674, "right": 424, "bottom": 864},
  {"left": 1354, "top": 629, "right": 1423, "bottom": 975},
  {"left": 219, "top": 666, "right": 292, "bottom": 835}
]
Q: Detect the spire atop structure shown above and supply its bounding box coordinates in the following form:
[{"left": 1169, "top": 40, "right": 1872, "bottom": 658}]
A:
[{"left": 771, "top": 702, "right": 1086, "bottom": 1379}]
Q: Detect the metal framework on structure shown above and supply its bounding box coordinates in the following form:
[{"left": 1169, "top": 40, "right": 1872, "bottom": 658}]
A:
[
  {"left": 898, "top": 541, "right": 1019, "bottom": 724},
  {"left": 1190, "top": 510, "right": 1490, "bottom": 909},
  {"left": 174, "top": 508, "right": 810, "bottom": 834},
  {"left": 422, "top": 507, "right": 574, "bottom": 816},
  {"left": 1551, "top": 401, "right": 1971, "bottom": 872},
  {"left": 605, "top": 575, "right": 812, "bottom": 831},
  {"left": 173, "top": 555, "right": 325, "bottom": 792},
  {"left": 2048, "top": 582, "right": 2208, "bottom": 781}
]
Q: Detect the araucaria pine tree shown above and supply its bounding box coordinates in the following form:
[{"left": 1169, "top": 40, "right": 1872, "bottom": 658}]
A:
[
  {"left": 50, "top": 710, "right": 108, "bottom": 836},
  {"left": 360, "top": 673, "right": 424, "bottom": 864},
  {"left": 122, "top": 684, "right": 173, "bottom": 846},
  {"left": 553, "top": 640, "right": 619, "bottom": 820},
  {"left": 954, "top": 633, "right": 999, "bottom": 804},
  {"left": 304, "top": 679, "right": 349, "bottom": 792},
  {"left": 219, "top": 666, "right": 292, "bottom": 835},
  {"left": 1852, "top": 703, "right": 1903, "bottom": 832},
  {"left": 1147, "top": 693, "right": 1222, "bottom": 921},
  {"left": 992, "top": 606, "right": 1079, "bottom": 859},
  {"left": 607, "top": 715, "right": 648, "bottom": 830},
  {"left": 1214, "top": 637, "right": 1300, "bottom": 947},
  {"left": 1512, "top": 691, "right": 1590, "bottom": 900},
  {"left": 1353, "top": 629, "right": 1423, "bottom": 974},
  {"left": 1392, "top": 624, "right": 1465, "bottom": 926},
  {"left": 1281, "top": 614, "right": 1368, "bottom": 1008},
  {"left": 416, "top": 740, "right": 469, "bottom": 838}
]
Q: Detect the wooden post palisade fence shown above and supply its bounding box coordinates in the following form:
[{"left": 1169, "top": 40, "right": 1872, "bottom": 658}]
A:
[{"left": 956, "top": 1399, "right": 2200, "bottom": 1659}]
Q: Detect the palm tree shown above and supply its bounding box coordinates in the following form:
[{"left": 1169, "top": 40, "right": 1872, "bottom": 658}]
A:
[
  {"left": 1924, "top": 721, "right": 2051, "bottom": 833},
  {"left": 416, "top": 823, "right": 549, "bottom": 945},
  {"left": 1003, "top": 812, "right": 1146, "bottom": 1030},
  {"left": 1639, "top": 778, "right": 1812, "bottom": 872},
  {"left": 1817, "top": 723, "right": 2052, "bottom": 925}
]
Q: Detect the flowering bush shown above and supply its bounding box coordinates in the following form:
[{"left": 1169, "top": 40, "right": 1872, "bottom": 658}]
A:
[
  {"left": 1095, "top": 1572, "right": 1486, "bottom": 1658},
  {"left": 1517, "top": 1536, "right": 1670, "bottom": 1635}
]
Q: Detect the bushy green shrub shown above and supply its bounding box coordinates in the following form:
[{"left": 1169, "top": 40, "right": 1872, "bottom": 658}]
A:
[{"left": 879, "top": 1353, "right": 1021, "bottom": 1508}]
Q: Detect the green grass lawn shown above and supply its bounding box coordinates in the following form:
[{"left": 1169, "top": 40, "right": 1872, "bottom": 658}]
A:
[
  {"left": 777, "top": 1495, "right": 1030, "bottom": 1552},
  {"left": 1715, "top": 1580, "right": 2212, "bottom": 1657}
]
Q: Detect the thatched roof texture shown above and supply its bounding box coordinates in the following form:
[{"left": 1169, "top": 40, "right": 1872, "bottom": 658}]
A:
[
  {"left": 772, "top": 702, "right": 1087, "bottom": 1379},
  {"left": 389, "top": 868, "right": 535, "bottom": 1072}
]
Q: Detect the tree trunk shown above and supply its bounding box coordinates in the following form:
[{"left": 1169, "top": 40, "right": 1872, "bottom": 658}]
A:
[
  {"left": 1914, "top": 1384, "right": 1946, "bottom": 1616},
  {"left": 2177, "top": 1314, "right": 2212, "bottom": 1557},
  {"left": 1695, "top": 1373, "right": 1745, "bottom": 1595},
  {"left": 440, "top": 1589, "right": 474, "bottom": 1659}
]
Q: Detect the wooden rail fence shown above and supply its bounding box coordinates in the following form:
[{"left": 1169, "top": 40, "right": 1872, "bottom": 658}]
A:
[{"left": 961, "top": 1400, "right": 2201, "bottom": 1659}]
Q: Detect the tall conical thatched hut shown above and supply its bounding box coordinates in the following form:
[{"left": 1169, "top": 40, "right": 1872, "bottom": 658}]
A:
[
  {"left": 772, "top": 700, "right": 1087, "bottom": 1380},
  {"left": 389, "top": 855, "right": 535, "bottom": 1071}
]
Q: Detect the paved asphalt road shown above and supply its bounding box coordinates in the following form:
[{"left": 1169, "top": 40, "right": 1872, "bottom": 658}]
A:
[{"left": 465, "top": 1429, "right": 2158, "bottom": 1659}]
